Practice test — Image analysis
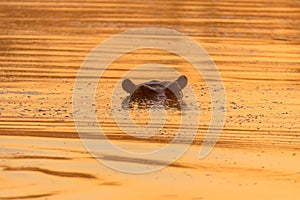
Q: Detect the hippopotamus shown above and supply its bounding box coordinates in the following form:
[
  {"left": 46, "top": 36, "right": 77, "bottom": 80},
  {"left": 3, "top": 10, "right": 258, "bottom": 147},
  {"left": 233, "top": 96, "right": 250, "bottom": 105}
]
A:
[{"left": 122, "top": 75, "right": 188, "bottom": 108}]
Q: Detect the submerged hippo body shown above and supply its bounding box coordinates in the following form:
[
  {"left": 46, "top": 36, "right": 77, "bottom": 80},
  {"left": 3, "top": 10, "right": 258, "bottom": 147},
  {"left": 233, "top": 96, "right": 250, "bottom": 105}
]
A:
[{"left": 122, "top": 75, "right": 188, "bottom": 108}]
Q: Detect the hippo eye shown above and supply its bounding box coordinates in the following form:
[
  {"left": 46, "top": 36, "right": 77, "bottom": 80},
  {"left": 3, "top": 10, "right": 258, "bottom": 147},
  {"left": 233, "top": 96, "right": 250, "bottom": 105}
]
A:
[{"left": 165, "top": 88, "right": 182, "bottom": 100}]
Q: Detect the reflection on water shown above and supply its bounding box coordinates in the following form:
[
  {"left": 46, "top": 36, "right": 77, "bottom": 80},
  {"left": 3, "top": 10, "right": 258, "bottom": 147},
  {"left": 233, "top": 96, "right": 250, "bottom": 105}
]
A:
[
  {"left": 0, "top": 0, "right": 299, "bottom": 149},
  {"left": 0, "top": 0, "right": 300, "bottom": 199}
]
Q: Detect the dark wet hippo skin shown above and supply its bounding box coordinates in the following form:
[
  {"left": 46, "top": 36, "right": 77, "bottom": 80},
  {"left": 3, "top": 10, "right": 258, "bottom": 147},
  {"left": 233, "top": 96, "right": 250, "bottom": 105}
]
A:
[{"left": 122, "top": 75, "right": 188, "bottom": 109}]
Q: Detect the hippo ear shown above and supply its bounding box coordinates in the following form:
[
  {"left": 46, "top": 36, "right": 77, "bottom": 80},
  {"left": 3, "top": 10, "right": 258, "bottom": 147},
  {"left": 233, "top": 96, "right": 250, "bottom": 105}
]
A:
[
  {"left": 122, "top": 79, "right": 136, "bottom": 94},
  {"left": 170, "top": 75, "right": 188, "bottom": 90}
]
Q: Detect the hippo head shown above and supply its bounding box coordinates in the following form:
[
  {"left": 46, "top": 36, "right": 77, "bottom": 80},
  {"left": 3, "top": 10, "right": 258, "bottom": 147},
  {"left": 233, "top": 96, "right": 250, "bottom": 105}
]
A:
[{"left": 122, "top": 75, "right": 188, "bottom": 108}]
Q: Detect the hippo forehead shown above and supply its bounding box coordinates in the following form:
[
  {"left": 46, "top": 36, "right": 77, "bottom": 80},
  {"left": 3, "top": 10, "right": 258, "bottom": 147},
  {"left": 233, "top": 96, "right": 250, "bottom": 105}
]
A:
[
  {"left": 140, "top": 80, "right": 172, "bottom": 88},
  {"left": 133, "top": 84, "right": 165, "bottom": 94}
]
